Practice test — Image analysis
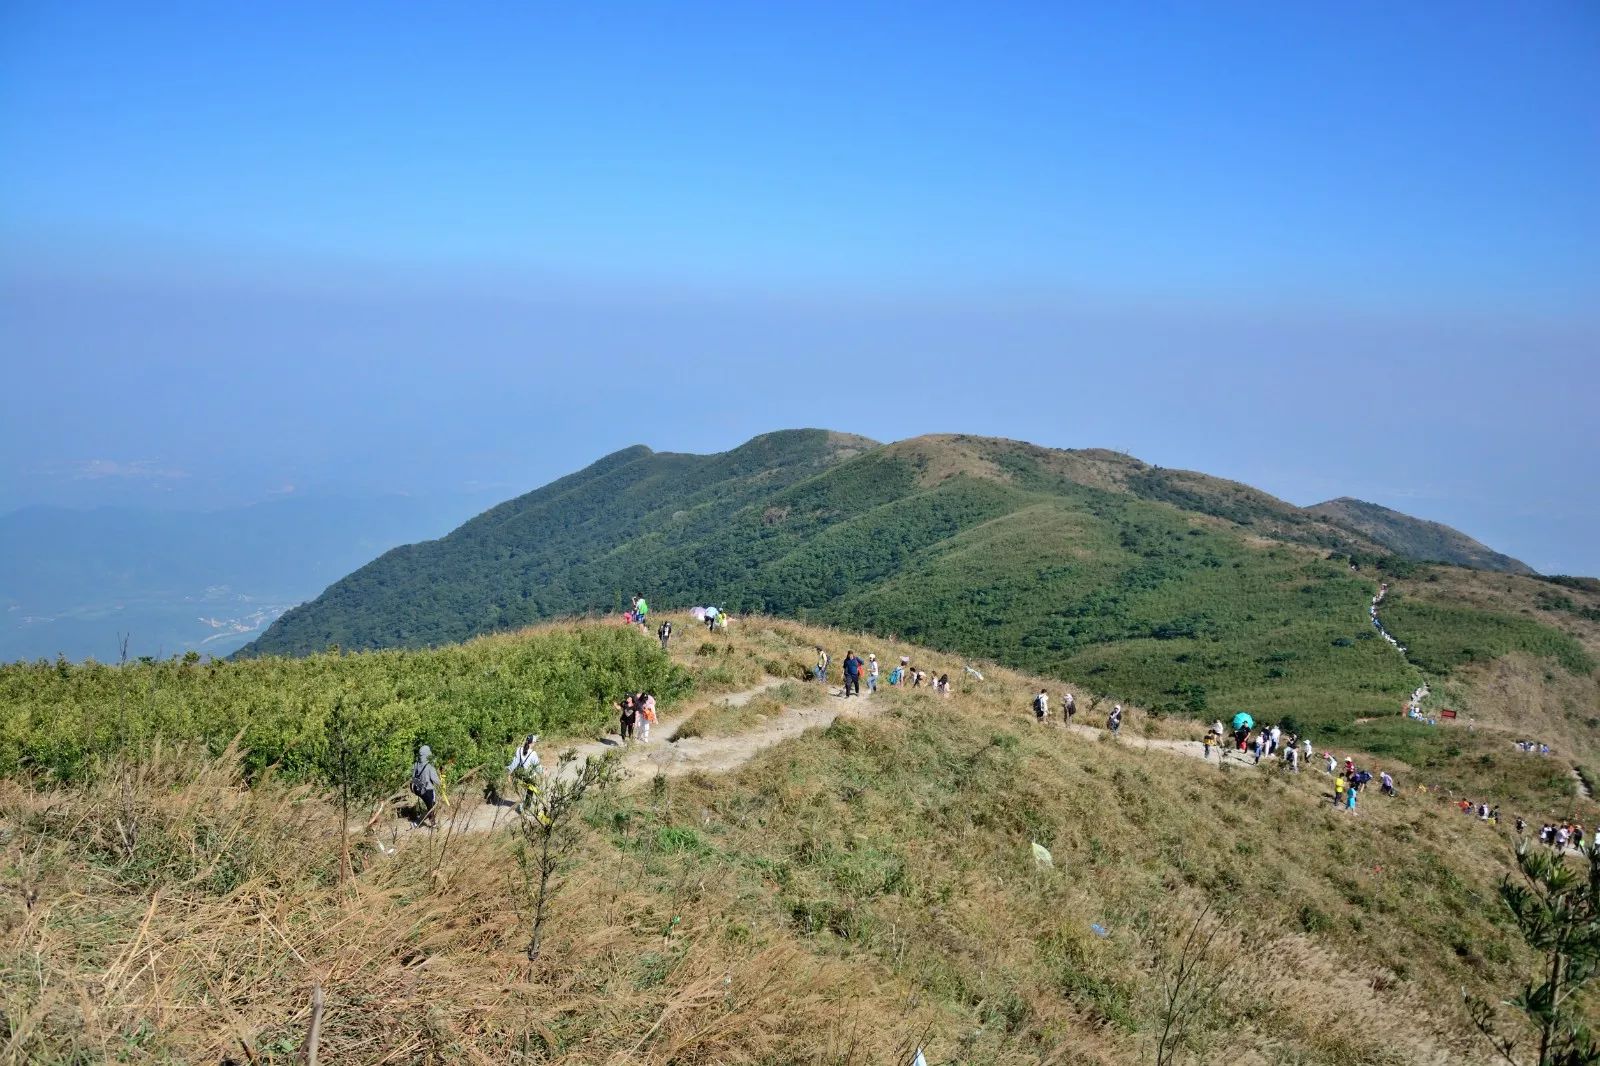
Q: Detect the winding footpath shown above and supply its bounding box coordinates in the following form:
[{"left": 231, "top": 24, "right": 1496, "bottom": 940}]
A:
[
  {"left": 1371, "top": 581, "right": 1430, "bottom": 716},
  {"left": 403, "top": 678, "right": 1290, "bottom": 841},
  {"left": 427, "top": 679, "right": 893, "bottom": 835}
]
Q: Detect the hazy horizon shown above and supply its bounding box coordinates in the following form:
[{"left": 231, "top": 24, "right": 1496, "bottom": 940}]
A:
[{"left": 3, "top": 2, "right": 1597, "bottom": 575}]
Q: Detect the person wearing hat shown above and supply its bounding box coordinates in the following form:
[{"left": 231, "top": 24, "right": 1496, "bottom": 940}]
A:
[
  {"left": 506, "top": 734, "right": 542, "bottom": 811},
  {"left": 867, "top": 653, "right": 879, "bottom": 693}
]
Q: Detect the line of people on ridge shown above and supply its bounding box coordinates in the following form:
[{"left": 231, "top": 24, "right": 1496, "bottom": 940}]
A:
[
  {"left": 1030, "top": 687, "right": 1122, "bottom": 735},
  {"left": 814, "top": 647, "right": 953, "bottom": 697}
]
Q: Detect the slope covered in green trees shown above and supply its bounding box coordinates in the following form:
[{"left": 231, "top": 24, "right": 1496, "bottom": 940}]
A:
[{"left": 244, "top": 432, "right": 1596, "bottom": 740}]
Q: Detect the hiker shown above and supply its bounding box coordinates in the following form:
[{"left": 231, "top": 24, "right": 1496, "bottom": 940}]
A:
[
  {"left": 410, "top": 745, "right": 442, "bottom": 828},
  {"left": 1334, "top": 773, "right": 1347, "bottom": 808},
  {"left": 842, "top": 650, "right": 862, "bottom": 698},
  {"left": 1303, "top": 737, "right": 1313, "bottom": 763},
  {"left": 1489, "top": 805, "right": 1500, "bottom": 826},
  {"left": 898, "top": 656, "right": 910, "bottom": 686},
  {"left": 1107, "top": 703, "right": 1123, "bottom": 736},
  {"left": 1379, "top": 770, "right": 1395, "bottom": 796},
  {"left": 1033, "top": 688, "right": 1050, "bottom": 723},
  {"left": 867, "top": 653, "right": 879, "bottom": 692},
  {"left": 815, "top": 647, "right": 830, "bottom": 684},
  {"left": 704, "top": 605, "right": 720, "bottom": 631},
  {"left": 658, "top": 620, "right": 673, "bottom": 650},
  {"left": 1286, "top": 745, "right": 1300, "bottom": 773},
  {"left": 1515, "top": 816, "right": 1527, "bottom": 835},
  {"left": 506, "top": 734, "right": 542, "bottom": 810},
  {"left": 938, "top": 673, "right": 951, "bottom": 696},
  {"left": 632, "top": 594, "right": 650, "bottom": 632},
  {"left": 1269, "top": 725, "right": 1282, "bottom": 757},
  {"left": 1203, "top": 731, "right": 1217, "bottom": 759},
  {"left": 615, "top": 694, "right": 638, "bottom": 743},
  {"left": 1346, "top": 772, "right": 1360, "bottom": 814},
  {"left": 1064, "top": 692, "right": 1077, "bottom": 722},
  {"left": 1324, "top": 753, "right": 1336, "bottom": 775},
  {"left": 1251, "top": 732, "right": 1264, "bottom": 764},
  {"left": 637, "top": 692, "right": 657, "bottom": 742},
  {"left": 912, "top": 669, "right": 925, "bottom": 688}
]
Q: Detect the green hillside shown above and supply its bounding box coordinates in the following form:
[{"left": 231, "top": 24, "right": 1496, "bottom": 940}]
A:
[
  {"left": 244, "top": 432, "right": 1596, "bottom": 743},
  {"left": 1308, "top": 496, "right": 1536, "bottom": 575}
]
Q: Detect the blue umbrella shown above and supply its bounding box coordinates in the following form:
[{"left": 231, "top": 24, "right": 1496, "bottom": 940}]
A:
[{"left": 1231, "top": 712, "right": 1255, "bottom": 730}]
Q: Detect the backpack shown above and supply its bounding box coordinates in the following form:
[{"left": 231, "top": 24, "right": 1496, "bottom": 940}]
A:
[
  {"left": 1354, "top": 770, "right": 1372, "bottom": 786},
  {"left": 410, "top": 762, "right": 428, "bottom": 797},
  {"left": 1033, "top": 694, "right": 1046, "bottom": 715}
]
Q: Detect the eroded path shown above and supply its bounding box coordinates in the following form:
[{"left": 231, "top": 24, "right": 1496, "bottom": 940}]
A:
[
  {"left": 431, "top": 679, "right": 890, "bottom": 835},
  {"left": 412, "top": 680, "right": 1302, "bottom": 839}
]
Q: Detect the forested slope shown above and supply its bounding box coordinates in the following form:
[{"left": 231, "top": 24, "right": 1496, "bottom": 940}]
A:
[{"left": 244, "top": 432, "right": 1596, "bottom": 743}]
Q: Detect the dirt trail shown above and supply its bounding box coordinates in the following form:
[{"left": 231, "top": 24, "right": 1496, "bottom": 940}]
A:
[
  {"left": 1574, "top": 767, "right": 1595, "bottom": 800},
  {"left": 408, "top": 681, "right": 1299, "bottom": 839},
  {"left": 1061, "top": 721, "right": 1273, "bottom": 770},
  {"left": 427, "top": 679, "right": 890, "bottom": 835}
]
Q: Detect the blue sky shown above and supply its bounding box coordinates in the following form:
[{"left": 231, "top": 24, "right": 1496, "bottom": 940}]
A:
[{"left": 2, "top": 1, "right": 1597, "bottom": 573}]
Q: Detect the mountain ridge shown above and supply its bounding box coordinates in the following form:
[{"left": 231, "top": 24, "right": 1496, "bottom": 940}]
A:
[
  {"left": 238, "top": 430, "right": 1599, "bottom": 753},
  {"left": 1307, "top": 495, "right": 1535, "bottom": 575}
]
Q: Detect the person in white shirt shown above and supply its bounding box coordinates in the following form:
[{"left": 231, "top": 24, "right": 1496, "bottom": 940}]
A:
[
  {"left": 1032, "top": 689, "right": 1049, "bottom": 722},
  {"left": 867, "top": 654, "right": 880, "bottom": 693},
  {"left": 506, "top": 734, "right": 542, "bottom": 810},
  {"left": 1269, "top": 725, "right": 1281, "bottom": 755}
]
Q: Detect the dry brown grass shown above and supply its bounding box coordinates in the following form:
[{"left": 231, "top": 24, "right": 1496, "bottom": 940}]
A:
[{"left": 2, "top": 617, "right": 1584, "bottom": 1064}]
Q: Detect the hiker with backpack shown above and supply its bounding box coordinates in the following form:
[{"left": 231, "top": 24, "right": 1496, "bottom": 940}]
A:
[
  {"left": 1033, "top": 688, "right": 1049, "bottom": 723},
  {"left": 815, "top": 647, "right": 830, "bottom": 684},
  {"left": 506, "top": 734, "right": 542, "bottom": 810},
  {"left": 658, "top": 619, "right": 672, "bottom": 650},
  {"left": 637, "top": 692, "right": 657, "bottom": 742},
  {"left": 631, "top": 594, "right": 650, "bottom": 632},
  {"left": 1347, "top": 769, "right": 1368, "bottom": 814},
  {"left": 1063, "top": 691, "right": 1076, "bottom": 724},
  {"left": 410, "top": 745, "right": 442, "bottom": 828},
  {"left": 704, "top": 605, "right": 719, "bottom": 632},
  {"left": 1107, "top": 703, "right": 1123, "bottom": 736}
]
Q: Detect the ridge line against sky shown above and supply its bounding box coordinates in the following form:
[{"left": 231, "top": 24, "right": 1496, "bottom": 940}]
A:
[{"left": 1, "top": 1, "right": 1596, "bottom": 574}]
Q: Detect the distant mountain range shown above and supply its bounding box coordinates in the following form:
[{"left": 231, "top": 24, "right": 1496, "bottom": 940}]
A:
[
  {"left": 0, "top": 494, "right": 486, "bottom": 661},
  {"left": 242, "top": 431, "right": 1591, "bottom": 733}
]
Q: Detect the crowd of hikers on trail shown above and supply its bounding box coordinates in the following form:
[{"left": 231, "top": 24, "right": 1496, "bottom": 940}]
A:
[
  {"left": 396, "top": 600, "right": 1592, "bottom": 846},
  {"left": 812, "top": 646, "right": 955, "bottom": 697}
]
